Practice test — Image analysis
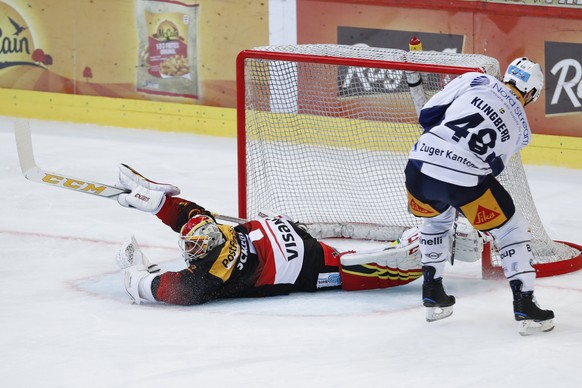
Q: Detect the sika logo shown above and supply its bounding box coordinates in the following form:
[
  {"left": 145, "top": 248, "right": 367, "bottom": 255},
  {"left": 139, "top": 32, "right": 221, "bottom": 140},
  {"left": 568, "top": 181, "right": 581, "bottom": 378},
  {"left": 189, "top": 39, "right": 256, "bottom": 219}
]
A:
[
  {"left": 0, "top": 3, "right": 41, "bottom": 71},
  {"left": 409, "top": 198, "right": 435, "bottom": 216},
  {"left": 472, "top": 205, "right": 501, "bottom": 226}
]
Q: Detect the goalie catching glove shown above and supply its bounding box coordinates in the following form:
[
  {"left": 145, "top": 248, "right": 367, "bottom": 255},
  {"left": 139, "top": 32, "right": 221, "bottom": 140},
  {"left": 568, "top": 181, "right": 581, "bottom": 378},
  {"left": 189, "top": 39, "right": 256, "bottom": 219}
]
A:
[
  {"left": 116, "top": 163, "right": 181, "bottom": 214},
  {"left": 115, "top": 236, "right": 160, "bottom": 304}
]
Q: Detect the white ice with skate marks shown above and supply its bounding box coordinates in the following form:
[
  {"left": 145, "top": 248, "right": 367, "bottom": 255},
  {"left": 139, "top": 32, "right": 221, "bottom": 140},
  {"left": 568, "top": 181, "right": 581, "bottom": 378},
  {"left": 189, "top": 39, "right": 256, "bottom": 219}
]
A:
[
  {"left": 75, "top": 247, "right": 498, "bottom": 317},
  {"left": 3, "top": 116, "right": 582, "bottom": 388}
]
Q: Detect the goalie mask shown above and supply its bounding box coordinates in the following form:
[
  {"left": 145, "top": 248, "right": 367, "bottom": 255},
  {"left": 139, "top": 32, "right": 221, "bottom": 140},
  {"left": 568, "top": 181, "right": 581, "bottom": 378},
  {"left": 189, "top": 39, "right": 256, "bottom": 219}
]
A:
[
  {"left": 503, "top": 57, "right": 544, "bottom": 105},
  {"left": 179, "top": 215, "right": 225, "bottom": 264}
]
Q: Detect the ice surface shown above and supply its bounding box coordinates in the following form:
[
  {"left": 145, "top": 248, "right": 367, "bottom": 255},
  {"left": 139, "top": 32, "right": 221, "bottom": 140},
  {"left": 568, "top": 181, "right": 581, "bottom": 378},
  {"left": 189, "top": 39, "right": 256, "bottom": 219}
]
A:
[{"left": 1, "top": 116, "right": 582, "bottom": 387}]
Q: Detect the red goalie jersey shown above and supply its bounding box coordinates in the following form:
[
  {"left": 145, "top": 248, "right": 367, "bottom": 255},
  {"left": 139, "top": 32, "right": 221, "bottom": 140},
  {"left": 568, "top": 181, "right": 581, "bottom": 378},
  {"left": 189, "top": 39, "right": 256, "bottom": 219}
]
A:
[
  {"left": 113, "top": 164, "right": 422, "bottom": 306},
  {"left": 137, "top": 196, "right": 422, "bottom": 306},
  {"left": 151, "top": 197, "right": 342, "bottom": 305}
]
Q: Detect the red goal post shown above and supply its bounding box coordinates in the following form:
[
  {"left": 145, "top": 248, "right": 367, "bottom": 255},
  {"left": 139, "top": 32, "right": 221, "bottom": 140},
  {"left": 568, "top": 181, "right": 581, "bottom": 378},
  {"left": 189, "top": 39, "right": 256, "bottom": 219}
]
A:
[{"left": 236, "top": 44, "right": 582, "bottom": 279}]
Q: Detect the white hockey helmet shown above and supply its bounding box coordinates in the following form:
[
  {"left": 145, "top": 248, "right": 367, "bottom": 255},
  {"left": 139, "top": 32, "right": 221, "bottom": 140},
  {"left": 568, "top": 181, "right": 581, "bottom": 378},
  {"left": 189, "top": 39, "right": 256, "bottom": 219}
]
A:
[
  {"left": 503, "top": 57, "right": 544, "bottom": 105},
  {"left": 179, "top": 215, "right": 224, "bottom": 264}
]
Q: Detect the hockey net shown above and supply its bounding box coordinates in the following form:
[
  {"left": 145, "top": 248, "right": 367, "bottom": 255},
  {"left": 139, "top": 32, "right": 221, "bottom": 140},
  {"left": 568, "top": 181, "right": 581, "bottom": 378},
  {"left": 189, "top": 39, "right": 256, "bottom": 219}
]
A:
[{"left": 236, "top": 44, "right": 582, "bottom": 278}]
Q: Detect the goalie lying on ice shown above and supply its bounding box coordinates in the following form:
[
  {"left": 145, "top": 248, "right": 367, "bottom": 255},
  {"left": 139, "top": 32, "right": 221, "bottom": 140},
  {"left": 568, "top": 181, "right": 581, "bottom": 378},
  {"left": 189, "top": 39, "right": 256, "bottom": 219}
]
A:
[{"left": 114, "top": 164, "right": 485, "bottom": 306}]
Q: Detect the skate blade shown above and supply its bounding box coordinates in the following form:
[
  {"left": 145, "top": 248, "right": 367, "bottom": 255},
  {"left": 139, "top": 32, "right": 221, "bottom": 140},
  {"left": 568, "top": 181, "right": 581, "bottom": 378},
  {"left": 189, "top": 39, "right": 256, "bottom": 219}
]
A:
[
  {"left": 426, "top": 306, "right": 454, "bottom": 322},
  {"left": 518, "top": 319, "right": 555, "bottom": 336}
]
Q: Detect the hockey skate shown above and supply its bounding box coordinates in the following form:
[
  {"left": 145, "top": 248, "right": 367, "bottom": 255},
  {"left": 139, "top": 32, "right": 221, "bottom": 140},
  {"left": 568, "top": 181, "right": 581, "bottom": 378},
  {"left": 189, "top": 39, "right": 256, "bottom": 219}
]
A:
[
  {"left": 510, "top": 280, "right": 555, "bottom": 336},
  {"left": 422, "top": 266, "right": 455, "bottom": 322}
]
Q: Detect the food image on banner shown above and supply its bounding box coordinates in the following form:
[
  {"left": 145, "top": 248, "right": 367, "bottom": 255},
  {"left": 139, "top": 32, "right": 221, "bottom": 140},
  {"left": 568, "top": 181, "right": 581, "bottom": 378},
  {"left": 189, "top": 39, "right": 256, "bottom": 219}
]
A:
[{"left": 136, "top": 0, "right": 199, "bottom": 99}]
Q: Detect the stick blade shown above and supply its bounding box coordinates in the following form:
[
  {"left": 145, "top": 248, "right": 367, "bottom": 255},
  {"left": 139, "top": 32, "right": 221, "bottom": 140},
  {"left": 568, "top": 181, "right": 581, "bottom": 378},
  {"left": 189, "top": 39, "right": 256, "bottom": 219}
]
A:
[
  {"left": 13, "top": 120, "right": 128, "bottom": 199},
  {"left": 14, "top": 120, "right": 37, "bottom": 176}
]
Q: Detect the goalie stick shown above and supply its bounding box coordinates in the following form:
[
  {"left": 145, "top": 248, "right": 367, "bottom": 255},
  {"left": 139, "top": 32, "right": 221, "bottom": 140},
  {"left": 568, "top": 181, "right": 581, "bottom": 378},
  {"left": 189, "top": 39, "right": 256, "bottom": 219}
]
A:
[
  {"left": 14, "top": 120, "right": 128, "bottom": 199},
  {"left": 13, "top": 120, "right": 246, "bottom": 225}
]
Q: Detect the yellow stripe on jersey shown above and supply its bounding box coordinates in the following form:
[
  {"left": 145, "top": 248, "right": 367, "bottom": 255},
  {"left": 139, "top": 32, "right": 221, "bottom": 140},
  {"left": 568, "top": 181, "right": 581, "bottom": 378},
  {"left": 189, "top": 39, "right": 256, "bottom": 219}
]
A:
[{"left": 208, "top": 225, "right": 241, "bottom": 282}]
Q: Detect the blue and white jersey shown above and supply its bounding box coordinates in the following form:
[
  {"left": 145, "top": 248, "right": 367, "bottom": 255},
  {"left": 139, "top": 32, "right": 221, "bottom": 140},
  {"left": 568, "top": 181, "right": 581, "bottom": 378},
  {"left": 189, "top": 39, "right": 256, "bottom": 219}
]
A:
[{"left": 408, "top": 72, "right": 532, "bottom": 186}]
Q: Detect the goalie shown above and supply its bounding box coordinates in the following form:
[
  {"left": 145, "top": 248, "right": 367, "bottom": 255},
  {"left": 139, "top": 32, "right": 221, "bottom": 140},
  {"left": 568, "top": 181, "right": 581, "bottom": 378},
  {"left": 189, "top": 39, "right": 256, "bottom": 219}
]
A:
[{"left": 114, "top": 164, "right": 483, "bottom": 306}]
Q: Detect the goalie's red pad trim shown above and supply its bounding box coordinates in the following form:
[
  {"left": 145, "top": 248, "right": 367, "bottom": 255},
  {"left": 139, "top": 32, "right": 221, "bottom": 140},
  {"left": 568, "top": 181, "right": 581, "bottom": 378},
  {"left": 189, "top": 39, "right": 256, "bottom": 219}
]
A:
[{"left": 340, "top": 263, "right": 422, "bottom": 291}]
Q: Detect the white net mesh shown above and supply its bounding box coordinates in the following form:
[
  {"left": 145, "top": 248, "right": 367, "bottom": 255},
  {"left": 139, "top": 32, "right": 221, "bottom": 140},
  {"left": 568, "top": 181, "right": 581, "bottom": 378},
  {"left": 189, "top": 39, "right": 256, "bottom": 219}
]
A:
[{"left": 239, "top": 44, "right": 580, "bottom": 268}]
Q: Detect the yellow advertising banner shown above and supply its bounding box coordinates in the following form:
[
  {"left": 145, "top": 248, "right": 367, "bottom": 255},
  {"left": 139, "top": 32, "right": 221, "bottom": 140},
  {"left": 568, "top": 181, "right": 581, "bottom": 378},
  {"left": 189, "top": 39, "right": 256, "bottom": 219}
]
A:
[
  {"left": 0, "top": 2, "right": 139, "bottom": 97},
  {"left": 0, "top": 0, "right": 268, "bottom": 107}
]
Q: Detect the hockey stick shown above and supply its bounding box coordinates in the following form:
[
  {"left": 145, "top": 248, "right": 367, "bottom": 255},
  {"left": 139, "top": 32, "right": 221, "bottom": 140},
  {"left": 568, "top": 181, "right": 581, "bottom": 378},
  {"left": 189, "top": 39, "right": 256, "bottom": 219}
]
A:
[
  {"left": 13, "top": 120, "right": 247, "bottom": 224},
  {"left": 450, "top": 209, "right": 460, "bottom": 265},
  {"left": 15, "top": 120, "right": 129, "bottom": 199}
]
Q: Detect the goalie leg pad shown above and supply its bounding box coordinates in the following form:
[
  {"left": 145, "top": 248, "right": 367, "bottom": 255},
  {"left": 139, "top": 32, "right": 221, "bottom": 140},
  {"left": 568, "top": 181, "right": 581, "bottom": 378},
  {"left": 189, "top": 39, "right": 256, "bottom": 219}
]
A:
[
  {"left": 339, "top": 236, "right": 422, "bottom": 291},
  {"left": 339, "top": 263, "right": 422, "bottom": 291},
  {"left": 450, "top": 216, "right": 488, "bottom": 263}
]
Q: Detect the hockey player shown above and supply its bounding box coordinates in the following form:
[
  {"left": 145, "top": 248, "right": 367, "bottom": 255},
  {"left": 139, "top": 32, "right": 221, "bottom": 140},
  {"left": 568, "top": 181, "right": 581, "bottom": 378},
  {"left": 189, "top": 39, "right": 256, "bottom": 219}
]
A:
[
  {"left": 114, "top": 164, "right": 423, "bottom": 306},
  {"left": 405, "top": 57, "right": 554, "bottom": 334}
]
